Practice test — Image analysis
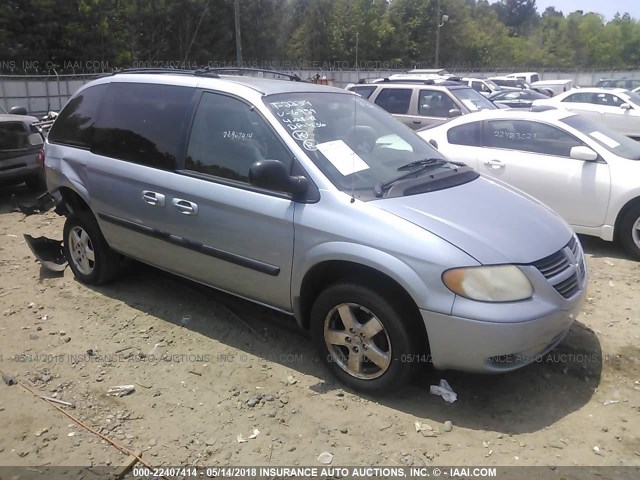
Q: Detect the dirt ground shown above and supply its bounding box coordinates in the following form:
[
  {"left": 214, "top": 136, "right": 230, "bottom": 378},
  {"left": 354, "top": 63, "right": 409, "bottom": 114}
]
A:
[{"left": 0, "top": 185, "right": 639, "bottom": 478}]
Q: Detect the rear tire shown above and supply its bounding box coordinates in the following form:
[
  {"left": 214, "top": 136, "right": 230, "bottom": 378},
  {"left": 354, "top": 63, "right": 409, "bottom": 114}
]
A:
[
  {"left": 63, "top": 211, "right": 122, "bottom": 285},
  {"left": 310, "top": 283, "right": 421, "bottom": 393},
  {"left": 618, "top": 204, "right": 640, "bottom": 260}
]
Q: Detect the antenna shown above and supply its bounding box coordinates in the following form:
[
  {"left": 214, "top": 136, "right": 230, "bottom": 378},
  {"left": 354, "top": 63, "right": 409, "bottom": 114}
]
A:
[
  {"left": 183, "top": 2, "right": 209, "bottom": 68},
  {"left": 350, "top": 32, "right": 359, "bottom": 204}
]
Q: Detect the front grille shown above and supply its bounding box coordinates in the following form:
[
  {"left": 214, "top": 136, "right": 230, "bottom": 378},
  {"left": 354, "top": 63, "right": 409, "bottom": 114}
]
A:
[
  {"left": 554, "top": 273, "right": 580, "bottom": 298},
  {"left": 533, "top": 249, "right": 571, "bottom": 279},
  {"left": 532, "top": 236, "right": 584, "bottom": 299}
]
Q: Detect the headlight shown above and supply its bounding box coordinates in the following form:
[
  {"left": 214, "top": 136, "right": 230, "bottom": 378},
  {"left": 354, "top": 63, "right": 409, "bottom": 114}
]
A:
[{"left": 442, "top": 265, "right": 533, "bottom": 302}]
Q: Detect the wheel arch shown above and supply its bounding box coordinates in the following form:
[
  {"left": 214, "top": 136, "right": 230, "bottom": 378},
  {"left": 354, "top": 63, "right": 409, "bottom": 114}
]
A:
[
  {"left": 53, "top": 185, "right": 92, "bottom": 216},
  {"left": 614, "top": 195, "right": 640, "bottom": 241},
  {"left": 295, "top": 259, "right": 430, "bottom": 354}
]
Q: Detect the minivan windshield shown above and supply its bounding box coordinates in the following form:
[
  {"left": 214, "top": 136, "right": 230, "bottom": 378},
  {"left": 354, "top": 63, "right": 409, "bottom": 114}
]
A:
[
  {"left": 265, "top": 92, "right": 476, "bottom": 199},
  {"left": 562, "top": 114, "right": 640, "bottom": 160}
]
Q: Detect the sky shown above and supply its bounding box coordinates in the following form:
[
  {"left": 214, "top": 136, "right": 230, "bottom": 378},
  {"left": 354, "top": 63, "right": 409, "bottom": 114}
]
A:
[{"left": 531, "top": 0, "right": 640, "bottom": 20}]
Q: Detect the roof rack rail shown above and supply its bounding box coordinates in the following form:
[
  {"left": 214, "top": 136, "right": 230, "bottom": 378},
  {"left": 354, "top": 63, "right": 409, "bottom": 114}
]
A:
[
  {"left": 194, "top": 67, "right": 301, "bottom": 81},
  {"left": 112, "top": 68, "right": 204, "bottom": 76}
]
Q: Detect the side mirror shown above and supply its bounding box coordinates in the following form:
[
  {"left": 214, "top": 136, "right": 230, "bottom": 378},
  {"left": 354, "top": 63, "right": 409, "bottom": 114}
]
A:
[
  {"left": 9, "top": 106, "right": 28, "bottom": 115},
  {"left": 249, "top": 160, "right": 309, "bottom": 195},
  {"left": 620, "top": 103, "right": 632, "bottom": 110},
  {"left": 428, "top": 139, "right": 439, "bottom": 150},
  {"left": 448, "top": 109, "right": 462, "bottom": 118},
  {"left": 570, "top": 145, "right": 598, "bottom": 161}
]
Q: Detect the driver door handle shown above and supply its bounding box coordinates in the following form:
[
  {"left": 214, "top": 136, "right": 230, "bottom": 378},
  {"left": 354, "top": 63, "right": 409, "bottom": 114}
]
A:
[
  {"left": 172, "top": 198, "right": 198, "bottom": 216},
  {"left": 142, "top": 191, "right": 165, "bottom": 207},
  {"left": 484, "top": 159, "right": 505, "bottom": 169}
]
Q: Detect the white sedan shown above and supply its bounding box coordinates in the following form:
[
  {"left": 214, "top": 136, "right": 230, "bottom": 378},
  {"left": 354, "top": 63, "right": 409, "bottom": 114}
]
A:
[
  {"left": 532, "top": 88, "right": 640, "bottom": 138},
  {"left": 417, "top": 108, "right": 640, "bottom": 259}
]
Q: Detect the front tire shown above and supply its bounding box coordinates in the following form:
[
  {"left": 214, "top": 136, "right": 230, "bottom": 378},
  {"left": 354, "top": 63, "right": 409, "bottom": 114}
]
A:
[
  {"left": 619, "top": 204, "right": 640, "bottom": 260},
  {"left": 310, "top": 283, "right": 420, "bottom": 393},
  {"left": 63, "top": 211, "right": 122, "bottom": 285}
]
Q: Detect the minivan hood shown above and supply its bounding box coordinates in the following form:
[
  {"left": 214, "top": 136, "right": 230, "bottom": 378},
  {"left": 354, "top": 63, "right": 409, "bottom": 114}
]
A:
[{"left": 372, "top": 176, "right": 572, "bottom": 265}]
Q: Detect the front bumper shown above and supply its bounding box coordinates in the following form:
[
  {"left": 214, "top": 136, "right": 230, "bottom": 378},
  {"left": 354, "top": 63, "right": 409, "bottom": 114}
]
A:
[{"left": 421, "top": 286, "right": 586, "bottom": 373}]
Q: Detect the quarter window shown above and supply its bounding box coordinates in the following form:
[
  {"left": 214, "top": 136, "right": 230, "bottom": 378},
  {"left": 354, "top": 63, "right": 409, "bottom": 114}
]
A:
[
  {"left": 374, "top": 88, "right": 412, "bottom": 114},
  {"left": 485, "top": 120, "right": 583, "bottom": 157},
  {"left": 185, "top": 92, "right": 292, "bottom": 183},
  {"left": 48, "top": 84, "right": 107, "bottom": 148},
  {"left": 92, "top": 83, "right": 192, "bottom": 170}
]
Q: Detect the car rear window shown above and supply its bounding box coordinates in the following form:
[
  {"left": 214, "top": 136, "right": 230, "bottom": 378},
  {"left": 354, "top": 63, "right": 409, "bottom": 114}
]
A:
[
  {"left": 0, "top": 122, "right": 28, "bottom": 150},
  {"left": 49, "top": 84, "right": 107, "bottom": 148}
]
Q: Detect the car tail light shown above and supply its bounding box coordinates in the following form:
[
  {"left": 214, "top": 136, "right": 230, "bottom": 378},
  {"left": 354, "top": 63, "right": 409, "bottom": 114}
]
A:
[{"left": 38, "top": 149, "right": 45, "bottom": 168}]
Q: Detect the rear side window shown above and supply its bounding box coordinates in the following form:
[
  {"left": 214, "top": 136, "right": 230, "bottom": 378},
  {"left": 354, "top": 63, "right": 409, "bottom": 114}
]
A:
[
  {"left": 447, "top": 122, "right": 482, "bottom": 146},
  {"left": 92, "top": 83, "right": 193, "bottom": 170},
  {"left": 485, "top": 120, "right": 582, "bottom": 156},
  {"left": 563, "top": 92, "right": 593, "bottom": 103},
  {"left": 374, "top": 88, "right": 412, "bottom": 114},
  {"left": 48, "top": 84, "right": 107, "bottom": 148}
]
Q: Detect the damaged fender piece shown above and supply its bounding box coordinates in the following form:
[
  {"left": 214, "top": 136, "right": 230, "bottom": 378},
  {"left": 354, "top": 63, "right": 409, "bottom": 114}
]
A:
[{"left": 24, "top": 234, "right": 68, "bottom": 272}]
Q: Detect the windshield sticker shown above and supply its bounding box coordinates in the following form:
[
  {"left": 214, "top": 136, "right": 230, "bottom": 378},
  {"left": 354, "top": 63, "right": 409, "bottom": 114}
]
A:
[
  {"left": 316, "top": 140, "right": 370, "bottom": 176},
  {"left": 589, "top": 131, "right": 619, "bottom": 148}
]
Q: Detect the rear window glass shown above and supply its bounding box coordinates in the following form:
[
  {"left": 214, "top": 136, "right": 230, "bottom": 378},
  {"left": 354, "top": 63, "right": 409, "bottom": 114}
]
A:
[
  {"left": 49, "top": 84, "right": 107, "bottom": 148},
  {"left": 92, "top": 83, "right": 193, "bottom": 170},
  {"left": 0, "top": 122, "right": 27, "bottom": 150},
  {"left": 448, "top": 122, "right": 482, "bottom": 146}
]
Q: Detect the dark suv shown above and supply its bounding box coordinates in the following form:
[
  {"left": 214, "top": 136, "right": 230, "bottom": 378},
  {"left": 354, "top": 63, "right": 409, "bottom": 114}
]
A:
[{"left": 0, "top": 112, "right": 45, "bottom": 191}]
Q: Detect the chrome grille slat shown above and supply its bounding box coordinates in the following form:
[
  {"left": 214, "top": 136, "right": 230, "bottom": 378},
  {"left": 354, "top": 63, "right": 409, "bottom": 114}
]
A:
[{"left": 532, "top": 250, "right": 570, "bottom": 279}]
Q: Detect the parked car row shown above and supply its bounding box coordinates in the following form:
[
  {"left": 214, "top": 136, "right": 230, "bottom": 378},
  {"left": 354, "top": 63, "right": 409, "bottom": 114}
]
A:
[
  {"left": 532, "top": 88, "right": 640, "bottom": 139},
  {"left": 348, "top": 71, "right": 640, "bottom": 262}
]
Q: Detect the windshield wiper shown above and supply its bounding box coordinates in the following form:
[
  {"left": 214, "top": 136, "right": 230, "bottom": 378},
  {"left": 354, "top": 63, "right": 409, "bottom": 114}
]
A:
[
  {"left": 373, "top": 158, "right": 451, "bottom": 198},
  {"left": 396, "top": 158, "right": 448, "bottom": 171}
]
